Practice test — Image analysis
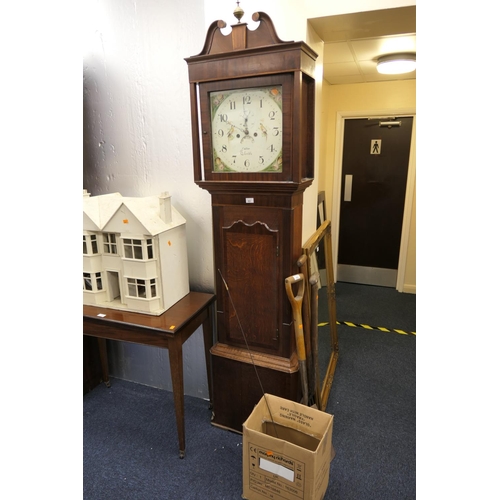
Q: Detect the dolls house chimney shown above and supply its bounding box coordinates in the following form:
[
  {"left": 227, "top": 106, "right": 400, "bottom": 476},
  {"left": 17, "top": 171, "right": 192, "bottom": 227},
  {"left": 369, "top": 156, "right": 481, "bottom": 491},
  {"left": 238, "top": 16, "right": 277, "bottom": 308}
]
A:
[{"left": 159, "top": 191, "right": 172, "bottom": 224}]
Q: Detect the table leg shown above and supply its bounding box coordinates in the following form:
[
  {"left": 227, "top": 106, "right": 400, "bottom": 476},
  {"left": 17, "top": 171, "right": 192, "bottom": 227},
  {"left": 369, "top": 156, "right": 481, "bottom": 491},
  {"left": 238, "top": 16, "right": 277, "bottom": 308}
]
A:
[
  {"left": 168, "top": 336, "right": 185, "bottom": 458},
  {"left": 202, "top": 301, "right": 215, "bottom": 413},
  {"left": 97, "top": 338, "right": 111, "bottom": 388}
]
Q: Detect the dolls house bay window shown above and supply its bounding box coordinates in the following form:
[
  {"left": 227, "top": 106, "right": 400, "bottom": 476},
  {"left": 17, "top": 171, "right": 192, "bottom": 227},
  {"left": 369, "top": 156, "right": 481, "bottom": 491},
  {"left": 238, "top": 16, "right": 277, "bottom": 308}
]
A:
[
  {"left": 83, "top": 272, "right": 103, "bottom": 292},
  {"left": 83, "top": 234, "right": 98, "bottom": 254},
  {"left": 82, "top": 190, "right": 189, "bottom": 315},
  {"left": 126, "top": 277, "right": 157, "bottom": 299},
  {"left": 122, "top": 237, "right": 154, "bottom": 260}
]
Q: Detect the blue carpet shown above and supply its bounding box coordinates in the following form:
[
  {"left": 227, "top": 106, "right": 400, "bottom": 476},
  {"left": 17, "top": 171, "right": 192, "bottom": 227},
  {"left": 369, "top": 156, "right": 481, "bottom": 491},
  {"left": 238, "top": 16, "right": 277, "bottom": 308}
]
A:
[{"left": 84, "top": 282, "right": 416, "bottom": 499}]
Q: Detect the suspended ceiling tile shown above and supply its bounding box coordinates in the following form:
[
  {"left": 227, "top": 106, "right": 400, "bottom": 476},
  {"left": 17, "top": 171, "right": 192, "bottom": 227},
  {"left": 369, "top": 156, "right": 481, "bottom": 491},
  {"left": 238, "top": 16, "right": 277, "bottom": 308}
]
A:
[
  {"left": 324, "top": 61, "right": 360, "bottom": 77},
  {"left": 308, "top": 6, "right": 416, "bottom": 42},
  {"left": 323, "top": 41, "right": 354, "bottom": 63},
  {"left": 323, "top": 70, "right": 366, "bottom": 85},
  {"left": 358, "top": 60, "right": 380, "bottom": 75},
  {"left": 310, "top": 7, "right": 416, "bottom": 85},
  {"left": 362, "top": 72, "right": 400, "bottom": 82}
]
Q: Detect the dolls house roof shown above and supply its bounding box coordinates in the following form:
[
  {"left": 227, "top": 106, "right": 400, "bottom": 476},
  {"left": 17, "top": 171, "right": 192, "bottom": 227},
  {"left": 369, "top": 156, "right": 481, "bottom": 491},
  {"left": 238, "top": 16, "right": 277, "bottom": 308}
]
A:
[{"left": 83, "top": 191, "right": 185, "bottom": 236}]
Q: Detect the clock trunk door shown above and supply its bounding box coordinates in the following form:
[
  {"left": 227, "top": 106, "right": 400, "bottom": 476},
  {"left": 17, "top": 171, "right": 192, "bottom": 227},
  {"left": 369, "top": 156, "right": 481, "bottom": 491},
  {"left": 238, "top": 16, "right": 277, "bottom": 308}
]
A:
[
  {"left": 218, "top": 219, "right": 280, "bottom": 353},
  {"left": 221, "top": 220, "right": 281, "bottom": 354}
]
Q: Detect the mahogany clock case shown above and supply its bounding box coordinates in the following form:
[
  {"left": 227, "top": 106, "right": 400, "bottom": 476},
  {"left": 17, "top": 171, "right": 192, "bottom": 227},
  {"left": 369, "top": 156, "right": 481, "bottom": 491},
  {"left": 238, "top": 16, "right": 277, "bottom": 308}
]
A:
[{"left": 185, "top": 13, "right": 318, "bottom": 431}]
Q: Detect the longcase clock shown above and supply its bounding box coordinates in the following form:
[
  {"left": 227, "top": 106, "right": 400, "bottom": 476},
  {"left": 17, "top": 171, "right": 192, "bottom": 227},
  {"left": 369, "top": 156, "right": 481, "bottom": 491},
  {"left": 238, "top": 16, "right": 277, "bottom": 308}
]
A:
[{"left": 185, "top": 9, "right": 317, "bottom": 432}]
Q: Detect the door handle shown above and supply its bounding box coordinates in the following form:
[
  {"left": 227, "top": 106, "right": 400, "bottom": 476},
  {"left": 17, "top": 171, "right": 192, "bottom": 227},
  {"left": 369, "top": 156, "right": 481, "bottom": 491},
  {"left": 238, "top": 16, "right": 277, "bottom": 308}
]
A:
[{"left": 344, "top": 175, "right": 353, "bottom": 202}]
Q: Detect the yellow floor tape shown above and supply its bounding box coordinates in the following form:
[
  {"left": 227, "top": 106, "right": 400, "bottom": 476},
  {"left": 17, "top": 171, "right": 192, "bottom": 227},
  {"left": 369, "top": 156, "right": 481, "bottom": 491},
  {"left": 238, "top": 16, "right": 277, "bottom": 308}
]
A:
[{"left": 318, "top": 321, "right": 416, "bottom": 336}]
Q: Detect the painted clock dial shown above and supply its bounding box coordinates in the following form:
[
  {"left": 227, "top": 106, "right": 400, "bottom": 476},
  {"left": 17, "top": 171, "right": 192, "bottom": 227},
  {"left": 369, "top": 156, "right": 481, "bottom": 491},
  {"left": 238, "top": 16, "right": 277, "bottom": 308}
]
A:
[{"left": 210, "top": 85, "right": 283, "bottom": 173}]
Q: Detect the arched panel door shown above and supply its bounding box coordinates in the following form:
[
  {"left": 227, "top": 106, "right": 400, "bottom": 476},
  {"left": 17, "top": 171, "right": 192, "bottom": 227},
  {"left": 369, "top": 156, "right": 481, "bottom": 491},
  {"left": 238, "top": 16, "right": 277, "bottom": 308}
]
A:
[{"left": 219, "top": 220, "right": 280, "bottom": 353}]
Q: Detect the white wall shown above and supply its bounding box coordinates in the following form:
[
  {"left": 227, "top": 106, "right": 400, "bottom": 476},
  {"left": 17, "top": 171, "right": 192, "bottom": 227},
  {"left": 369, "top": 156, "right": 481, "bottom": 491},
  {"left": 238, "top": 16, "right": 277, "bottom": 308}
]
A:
[
  {"left": 84, "top": 0, "right": 213, "bottom": 291},
  {"left": 83, "top": 0, "right": 212, "bottom": 398}
]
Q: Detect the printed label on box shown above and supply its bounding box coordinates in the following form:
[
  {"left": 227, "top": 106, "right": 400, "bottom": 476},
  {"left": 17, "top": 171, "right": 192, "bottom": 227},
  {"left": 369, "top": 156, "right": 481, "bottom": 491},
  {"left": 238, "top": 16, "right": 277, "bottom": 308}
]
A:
[{"left": 248, "top": 443, "right": 305, "bottom": 499}]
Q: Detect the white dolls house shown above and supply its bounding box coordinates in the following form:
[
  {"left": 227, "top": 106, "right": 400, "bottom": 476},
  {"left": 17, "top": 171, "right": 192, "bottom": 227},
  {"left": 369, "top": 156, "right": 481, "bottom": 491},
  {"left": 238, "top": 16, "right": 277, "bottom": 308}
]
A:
[{"left": 83, "top": 190, "right": 189, "bottom": 315}]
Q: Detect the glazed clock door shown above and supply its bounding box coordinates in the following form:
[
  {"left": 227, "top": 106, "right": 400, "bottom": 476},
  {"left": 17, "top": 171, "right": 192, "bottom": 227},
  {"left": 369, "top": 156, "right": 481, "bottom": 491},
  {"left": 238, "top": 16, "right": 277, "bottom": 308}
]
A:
[
  {"left": 218, "top": 219, "right": 280, "bottom": 352},
  {"left": 198, "top": 74, "right": 293, "bottom": 183}
]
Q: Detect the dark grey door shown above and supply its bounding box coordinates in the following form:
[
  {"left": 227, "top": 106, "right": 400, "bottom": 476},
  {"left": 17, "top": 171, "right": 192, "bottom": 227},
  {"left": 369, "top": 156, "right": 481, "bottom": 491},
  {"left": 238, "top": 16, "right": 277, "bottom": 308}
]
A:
[{"left": 337, "top": 117, "right": 413, "bottom": 287}]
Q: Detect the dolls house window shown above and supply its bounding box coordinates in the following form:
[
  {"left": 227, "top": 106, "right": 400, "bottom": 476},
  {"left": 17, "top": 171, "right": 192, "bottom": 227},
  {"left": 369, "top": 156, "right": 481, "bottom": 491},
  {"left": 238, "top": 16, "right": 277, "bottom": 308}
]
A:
[
  {"left": 124, "top": 239, "right": 142, "bottom": 259},
  {"left": 83, "top": 272, "right": 92, "bottom": 290},
  {"left": 123, "top": 238, "right": 154, "bottom": 260},
  {"left": 83, "top": 272, "right": 103, "bottom": 291},
  {"left": 126, "top": 277, "right": 157, "bottom": 299},
  {"left": 103, "top": 233, "right": 118, "bottom": 254},
  {"left": 83, "top": 234, "right": 98, "bottom": 255}
]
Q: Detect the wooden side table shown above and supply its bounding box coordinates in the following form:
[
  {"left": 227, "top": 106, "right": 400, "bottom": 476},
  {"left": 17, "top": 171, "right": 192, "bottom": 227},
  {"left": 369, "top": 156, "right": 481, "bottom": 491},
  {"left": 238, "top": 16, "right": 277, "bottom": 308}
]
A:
[{"left": 83, "top": 291, "right": 216, "bottom": 458}]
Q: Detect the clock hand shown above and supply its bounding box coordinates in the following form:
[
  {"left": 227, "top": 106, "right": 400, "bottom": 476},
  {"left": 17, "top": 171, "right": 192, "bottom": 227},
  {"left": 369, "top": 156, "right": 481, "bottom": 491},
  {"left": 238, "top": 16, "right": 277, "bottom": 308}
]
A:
[
  {"left": 242, "top": 115, "right": 250, "bottom": 136},
  {"left": 227, "top": 121, "right": 245, "bottom": 134},
  {"left": 229, "top": 119, "right": 252, "bottom": 141},
  {"left": 240, "top": 115, "right": 253, "bottom": 142}
]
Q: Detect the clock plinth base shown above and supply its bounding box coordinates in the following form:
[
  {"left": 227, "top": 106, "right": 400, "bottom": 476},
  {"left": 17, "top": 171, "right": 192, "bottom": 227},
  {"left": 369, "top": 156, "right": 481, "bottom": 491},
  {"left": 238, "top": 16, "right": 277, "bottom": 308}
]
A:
[{"left": 210, "top": 343, "right": 301, "bottom": 432}]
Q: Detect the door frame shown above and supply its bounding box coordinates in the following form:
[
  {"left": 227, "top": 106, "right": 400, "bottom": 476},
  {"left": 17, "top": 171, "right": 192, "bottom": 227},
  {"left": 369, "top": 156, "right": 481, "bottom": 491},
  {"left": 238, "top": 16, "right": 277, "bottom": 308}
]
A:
[
  {"left": 331, "top": 108, "right": 416, "bottom": 292},
  {"left": 106, "top": 270, "right": 123, "bottom": 304}
]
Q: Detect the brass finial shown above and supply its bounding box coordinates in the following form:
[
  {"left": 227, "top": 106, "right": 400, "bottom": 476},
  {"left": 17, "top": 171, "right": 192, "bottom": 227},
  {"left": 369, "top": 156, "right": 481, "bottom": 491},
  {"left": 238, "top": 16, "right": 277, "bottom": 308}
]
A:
[{"left": 233, "top": 1, "right": 244, "bottom": 23}]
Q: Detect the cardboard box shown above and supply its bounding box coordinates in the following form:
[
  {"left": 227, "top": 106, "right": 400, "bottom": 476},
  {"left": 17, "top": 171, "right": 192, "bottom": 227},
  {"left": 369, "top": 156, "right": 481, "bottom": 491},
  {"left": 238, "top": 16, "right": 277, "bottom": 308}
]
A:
[{"left": 242, "top": 394, "right": 334, "bottom": 500}]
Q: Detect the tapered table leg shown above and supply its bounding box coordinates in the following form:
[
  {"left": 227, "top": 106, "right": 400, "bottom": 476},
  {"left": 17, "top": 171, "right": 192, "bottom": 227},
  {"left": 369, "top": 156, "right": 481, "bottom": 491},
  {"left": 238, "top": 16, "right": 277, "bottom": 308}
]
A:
[
  {"left": 97, "top": 338, "right": 111, "bottom": 388},
  {"left": 202, "top": 301, "right": 215, "bottom": 412},
  {"left": 168, "top": 336, "right": 185, "bottom": 458}
]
